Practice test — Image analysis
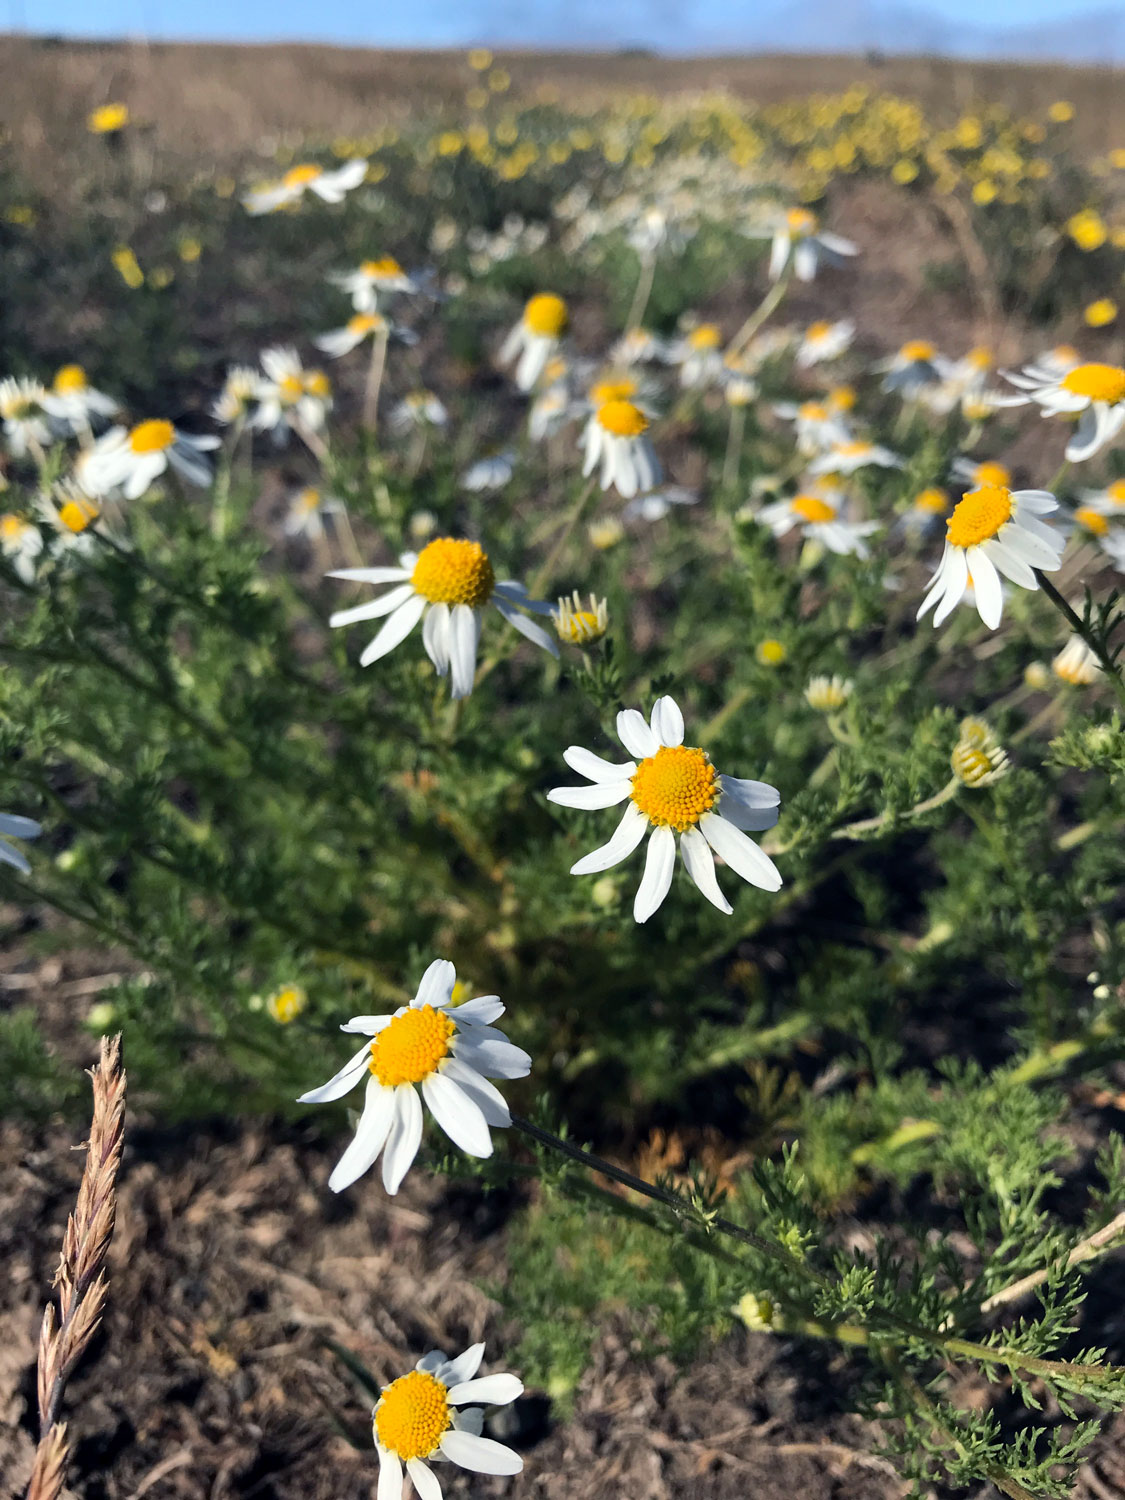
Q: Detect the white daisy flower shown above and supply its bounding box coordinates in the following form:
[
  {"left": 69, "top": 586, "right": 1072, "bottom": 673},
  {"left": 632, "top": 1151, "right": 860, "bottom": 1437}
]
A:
[
  {"left": 762, "top": 207, "right": 858, "bottom": 282},
  {"left": 1033, "top": 345, "right": 1081, "bottom": 378},
  {"left": 610, "top": 327, "right": 669, "bottom": 366},
  {"left": 315, "top": 311, "right": 393, "bottom": 360},
  {"left": 772, "top": 398, "right": 852, "bottom": 456},
  {"left": 554, "top": 591, "right": 608, "bottom": 646},
  {"left": 1000, "top": 360, "right": 1125, "bottom": 462},
  {"left": 808, "top": 440, "right": 902, "bottom": 476},
  {"left": 581, "top": 399, "right": 662, "bottom": 498},
  {"left": 1, "top": 377, "right": 53, "bottom": 458},
  {"left": 372, "top": 1341, "right": 523, "bottom": 1498},
  {"left": 951, "top": 458, "right": 1012, "bottom": 490},
  {"left": 669, "top": 324, "right": 725, "bottom": 389},
  {"left": 460, "top": 453, "right": 515, "bottom": 493},
  {"left": 1078, "top": 478, "right": 1125, "bottom": 517},
  {"left": 211, "top": 365, "right": 261, "bottom": 425},
  {"left": 876, "top": 339, "right": 950, "bottom": 396},
  {"left": 0, "top": 811, "right": 41, "bottom": 875},
  {"left": 548, "top": 695, "right": 782, "bottom": 924},
  {"left": 328, "top": 537, "right": 558, "bottom": 699},
  {"left": 83, "top": 420, "right": 218, "bottom": 499},
  {"left": 499, "top": 294, "right": 568, "bottom": 392},
  {"left": 1053, "top": 635, "right": 1100, "bottom": 685},
  {"left": 756, "top": 491, "right": 880, "bottom": 559},
  {"left": 42, "top": 365, "right": 118, "bottom": 431},
  {"left": 389, "top": 391, "right": 448, "bottom": 435},
  {"left": 0, "top": 513, "right": 44, "bottom": 582},
  {"left": 795, "top": 319, "right": 855, "bottom": 368},
  {"left": 918, "top": 484, "right": 1065, "bottom": 630},
  {"left": 925, "top": 346, "right": 1000, "bottom": 418},
  {"left": 805, "top": 675, "right": 853, "bottom": 711},
  {"left": 528, "top": 381, "right": 571, "bottom": 442},
  {"left": 297, "top": 959, "right": 531, "bottom": 1194},
  {"left": 329, "top": 255, "right": 416, "bottom": 314},
  {"left": 252, "top": 348, "right": 333, "bottom": 436},
  {"left": 242, "top": 158, "right": 368, "bottom": 215},
  {"left": 623, "top": 485, "right": 699, "bottom": 523},
  {"left": 284, "top": 485, "right": 342, "bottom": 541},
  {"left": 36, "top": 481, "right": 107, "bottom": 554}
]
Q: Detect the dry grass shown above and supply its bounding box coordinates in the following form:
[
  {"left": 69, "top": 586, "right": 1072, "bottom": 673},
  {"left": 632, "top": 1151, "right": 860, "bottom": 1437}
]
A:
[
  {"left": 25, "top": 1034, "right": 126, "bottom": 1500},
  {"left": 0, "top": 37, "right": 1122, "bottom": 178}
]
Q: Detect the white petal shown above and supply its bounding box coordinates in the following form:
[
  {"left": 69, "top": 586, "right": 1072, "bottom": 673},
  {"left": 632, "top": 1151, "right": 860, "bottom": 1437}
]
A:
[
  {"left": 570, "top": 802, "right": 648, "bottom": 875},
  {"left": 339, "top": 1014, "right": 394, "bottom": 1035},
  {"left": 448, "top": 604, "right": 480, "bottom": 699},
  {"left": 649, "top": 695, "right": 684, "bottom": 747},
  {"left": 633, "top": 824, "right": 676, "bottom": 924},
  {"left": 563, "top": 746, "right": 638, "bottom": 783},
  {"left": 382, "top": 1086, "right": 423, "bottom": 1194},
  {"left": 548, "top": 780, "right": 633, "bottom": 809},
  {"left": 982, "top": 539, "right": 1036, "bottom": 590},
  {"left": 441, "top": 1343, "right": 485, "bottom": 1387},
  {"left": 422, "top": 601, "right": 451, "bottom": 674},
  {"left": 415, "top": 959, "right": 457, "bottom": 1009},
  {"left": 358, "top": 593, "right": 427, "bottom": 667},
  {"left": 405, "top": 1460, "right": 442, "bottom": 1500},
  {"left": 0, "top": 841, "right": 31, "bottom": 874},
  {"left": 327, "top": 566, "right": 411, "bottom": 583},
  {"left": 422, "top": 1071, "right": 493, "bottom": 1158},
  {"left": 297, "top": 1041, "right": 372, "bottom": 1103},
  {"left": 718, "top": 775, "right": 780, "bottom": 809},
  {"left": 448, "top": 1374, "right": 523, "bottom": 1407},
  {"left": 616, "top": 708, "right": 659, "bottom": 759},
  {"left": 679, "top": 827, "right": 733, "bottom": 914},
  {"left": 437, "top": 1430, "right": 523, "bottom": 1476},
  {"left": 0, "top": 814, "right": 40, "bottom": 838},
  {"left": 700, "top": 811, "right": 782, "bottom": 892},
  {"left": 441, "top": 1056, "right": 511, "bottom": 1127},
  {"left": 492, "top": 598, "right": 559, "bottom": 656},
  {"left": 449, "top": 1035, "right": 531, "bottom": 1079},
  {"left": 933, "top": 547, "right": 969, "bottom": 627},
  {"left": 968, "top": 547, "right": 1003, "bottom": 629},
  {"left": 450, "top": 995, "right": 504, "bottom": 1025},
  {"left": 328, "top": 1077, "right": 396, "bottom": 1191},
  {"left": 377, "top": 1447, "right": 404, "bottom": 1500},
  {"left": 329, "top": 584, "right": 415, "bottom": 629}
]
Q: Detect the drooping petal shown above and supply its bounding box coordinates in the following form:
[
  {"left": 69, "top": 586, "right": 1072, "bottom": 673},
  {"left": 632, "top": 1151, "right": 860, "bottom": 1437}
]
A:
[
  {"left": 405, "top": 1459, "right": 442, "bottom": 1500},
  {"left": 328, "top": 1077, "right": 397, "bottom": 1192},
  {"left": 448, "top": 604, "right": 481, "bottom": 699},
  {"left": 448, "top": 1373, "right": 524, "bottom": 1406},
  {"left": 440, "top": 1342, "right": 485, "bottom": 1388},
  {"left": 377, "top": 1447, "right": 404, "bottom": 1500},
  {"left": 0, "top": 814, "right": 41, "bottom": 838},
  {"left": 358, "top": 592, "right": 427, "bottom": 667},
  {"left": 297, "top": 1041, "right": 373, "bottom": 1103},
  {"left": 437, "top": 1429, "right": 523, "bottom": 1476},
  {"left": 700, "top": 811, "right": 782, "bottom": 892},
  {"left": 679, "top": 827, "right": 733, "bottom": 914},
  {"left": 449, "top": 1034, "right": 531, "bottom": 1080},
  {"left": 382, "top": 1085, "right": 424, "bottom": 1194},
  {"left": 718, "top": 775, "right": 780, "bottom": 809},
  {"left": 570, "top": 801, "right": 648, "bottom": 875},
  {"left": 441, "top": 1056, "right": 511, "bottom": 1127},
  {"left": 329, "top": 584, "right": 416, "bottom": 629},
  {"left": 492, "top": 597, "right": 559, "bottom": 656},
  {"left": 422, "top": 1071, "right": 493, "bottom": 1158},
  {"left": 327, "top": 566, "right": 412, "bottom": 584},
  {"left": 967, "top": 546, "right": 1003, "bottom": 629},
  {"left": 633, "top": 824, "right": 676, "bottom": 924}
]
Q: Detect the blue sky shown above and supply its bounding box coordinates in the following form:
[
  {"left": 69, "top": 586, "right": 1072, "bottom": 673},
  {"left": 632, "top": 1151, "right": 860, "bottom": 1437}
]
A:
[{"left": 13, "top": 0, "right": 1104, "bottom": 44}]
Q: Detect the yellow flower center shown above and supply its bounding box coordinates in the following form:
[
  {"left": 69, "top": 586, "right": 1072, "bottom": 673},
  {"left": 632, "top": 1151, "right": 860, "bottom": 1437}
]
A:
[
  {"left": 362, "top": 255, "right": 403, "bottom": 277},
  {"left": 900, "top": 339, "right": 936, "bottom": 362},
  {"left": 347, "top": 313, "right": 384, "bottom": 336},
  {"left": 947, "top": 485, "right": 1012, "bottom": 548},
  {"left": 952, "top": 744, "right": 996, "bottom": 785},
  {"left": 58, "top": 495, "right": 100, "bottom": 533},
  {"left": 838, "top": 441, "right": 871, "bottom": 457},
  {"left": 1106, "top": 480, "right": 1125, "bottom": 505},
  {"left": 375, "top": 1371, "right": 451, "bottom": 1461},
  {"left": 369, "top": 1004, "right": 455, "bottom": 1088},
  {"left": 1, "top": 514, "right": 29, "bottom": 541},
  {"left": 630, "top": 744, "right": 718, "bottom": 832},
  {"left": 597, "top": 399, "right": 649, "bottom": 437},
  {"left": 828, "top": 385, "right": 856, "bottom": 411},
  {"left": 411, "top": 537, "right": 495, "bottom": 607},
  {"left": 523, "top": 293, "right": 568, "bottom": 338},
  {"left": 304, "top": 370, "right": 331, "bottom": 398},
  {"left": 268, "top": 985, "right": 306, "bottom": 1024},
  {"left": 798, "top": 402, "right": 828, "bottom": 421},
  {"left": 1086, "top": 299, "right": 1118, "bottom": 328},
  {"left": 89, "top": 103, "right": 129, "bottom": 134},
  {"left": 786, "top": 207, "right": 817, "bottom": 235},
  {"left": 688, "top": 324, "right": 721, "bottom": 350},
  {"left": 967, "top": 346, "right": 993, "bottom": 370},
  {"left": 591, "top": 377, "right": 637, "bottom": 405},
  {"left": 806, "top": 320, "right": 832, "bottom": 341},
  {"left": 294, "top": 487, "right": 320, "bottom": 515},
  {"left": 129, "top": 419, "right": 174, "bottom": 454},
  {"left": 1075, "top": 505, "right": 1109, "bottom": 536},
  {"left": 756, "top": 638, "right": 788, "bottom": 666},
  {"left": 1060, "top": 362, "right": 1125, "bottom": 404},
  {"left": 915, "top": 487, "right": 948, "bottom": 515},
  {"left": 279, "top": 375, "right": 303, "bottom": 403},
  {"left": 283, "top": 163, "right": 323, "bottom": 188},
  {"left": 791, "top": 495, "right": 836, "bottom": 523},
  {"left": 974, "top": 461, "right": 1010, "bottom": 487},
  {"left": 53, "top": 364, "right": 88, "bottom": 393}
]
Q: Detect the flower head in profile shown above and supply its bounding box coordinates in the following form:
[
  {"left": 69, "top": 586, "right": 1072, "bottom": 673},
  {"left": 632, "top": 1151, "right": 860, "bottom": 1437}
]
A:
[
  {"left": 918, "top": 484, "right": 1064, "bottom": 630},
  {"left": 460, "top": 452, "right": 515, "bottom": 493},
  {"left": 315, "top": 311, "right": 394, "bottom": 359},
  {"left": 42, "top": 365, "right": 118, "bottom": 432},
  {"left": 1079, "top": 479, "right": 1125, "bottom": 518},
  {"left": 328, "top": 538, "right": 557, "bottom": 699},
  {"left": 84, "top": 419, "right": 218, "bottom": 499},
  {"left": 761, "top": 207, "right": 858, "bottom": 282},
  {"left": 373, "top": 1342, "right": 523, "bottom": 1498},
  {"left": 772, "top": 398, "right": 852, "bottom": 456},
  {"left": 1053, "top": 635, "right": 1100, "bottom": 686},
  {"left": 582, "top": 399, "right": 662, "bottom": 498},
  {"left": 877, "top": 339, "right": 949, "bottom": 395},
  {"left": 252, "top": 347, "right": 333, "bottom": 437},
  {"left": 284, "top": 485, "right": 342, "bottom": 542},
  {"left": 756, "top": 491, "right": 880, "bottom": 558},
  {"left": 796, "top": 318, "right": 855, "bottom": 368},
  {"left": 389, "top": 391, "right": 449, "bottom": 434},
  {"left": 211, "top": 365, "right": 260, "bottom": 425},
  {"left": 670, "top": 323, "right": 725, "bottom": 389},
  {"left": 805, "top": 674, "right": 853, "bottom": 711},
  {"left": 553, "top": 591, "right": 608, "bottom": 646},
  {"left": 0, "top": 377, "right": 53, "bottom": 459},
  {"left": 0, "top": 513, "right": 44, "bottom": 582},
  {"left": 329, "top": 255, "right": 417, "bottom": 313},
  {"left": 243, "top": 158, "right": 368, "bottom": 215},
  {"left": 809, "top": 439, "right": 901, "bottom": 476},
  {"left": 297, "top": 959, "right": 530, "bottom": 1194},
  {"left": 1001, "top": 360, "right": 1125, "bottom": 461},
  {"left": 499, "top": 293, "right": 568, "bottom": 391},
  {"left": 548, "top": 695, "right": 782, "bottom": 924},
  {"left": 951, "top": 718, "right": 1009, "bottom": 787},
  {"left": 0, "top": 811, "right": 41, "bottom": 874}
]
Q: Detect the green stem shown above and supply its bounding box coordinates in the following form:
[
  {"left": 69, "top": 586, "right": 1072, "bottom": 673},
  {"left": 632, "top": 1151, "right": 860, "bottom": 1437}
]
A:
[
  {"left": 1038, "top": 571, "right": 1125, "bottom": 712},
  {"left": 727, "top": 272, "right": 791, "bottom": 358}
]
